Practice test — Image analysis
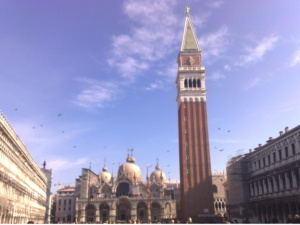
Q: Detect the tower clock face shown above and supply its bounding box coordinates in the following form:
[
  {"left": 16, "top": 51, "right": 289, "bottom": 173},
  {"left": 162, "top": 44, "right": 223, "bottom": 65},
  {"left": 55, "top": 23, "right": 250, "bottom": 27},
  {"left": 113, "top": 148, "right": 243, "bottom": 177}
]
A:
[{"left": 182, "top": 56, "right": 199, "bottom": 66}]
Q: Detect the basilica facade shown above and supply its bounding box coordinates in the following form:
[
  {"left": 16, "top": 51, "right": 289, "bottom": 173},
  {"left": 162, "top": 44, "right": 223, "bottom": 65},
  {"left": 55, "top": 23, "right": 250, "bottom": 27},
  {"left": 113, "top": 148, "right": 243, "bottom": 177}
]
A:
[{"left": 73, "top": 155, "right": 176, "bottom": 223}]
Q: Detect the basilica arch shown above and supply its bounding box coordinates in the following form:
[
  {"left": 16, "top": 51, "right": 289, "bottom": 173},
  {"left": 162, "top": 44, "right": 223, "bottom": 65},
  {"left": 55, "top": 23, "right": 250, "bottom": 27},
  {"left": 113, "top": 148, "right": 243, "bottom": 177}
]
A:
[
  {"left": 116, "top": 198, "right": 131, "bottom": 221},
  {"left": 85, "top": 204, "right": 96, "bottom": 223},
  {"left": 99, "top": 202, "right": 110, "bottom": 222},
  {"left": 137, "top": 201, "right": 148, "bottom": 221},
  {"left": 151, "top": 202, "right": 162, "bottom": 222}
]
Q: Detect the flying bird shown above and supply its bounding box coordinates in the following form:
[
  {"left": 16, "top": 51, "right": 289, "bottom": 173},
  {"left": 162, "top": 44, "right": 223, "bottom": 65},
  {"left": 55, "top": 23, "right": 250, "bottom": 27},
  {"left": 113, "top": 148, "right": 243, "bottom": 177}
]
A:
[
  {"left": 149, "top": 164, "right": 153, "bottom": 168},
  {"left": 73, "top": 146, "right": 77, "bottom": 148},
  {"left": 214, "top": 146, "right": 218, "bottom": 149},
  {"left": 167, "top": 165, "right": 170, "bottom": 167},
  {"left": 15, "top": 108, "right": 18, "bottom": 111},
  {"left": 40, "top": 125, "right": 43, "bottom": 127},
  {"left": 218, "top": 128, "right": 221, "bottom": 130},
  {"left": 61, "top": 131, "right": 64, "bottom": 133},
  {"left": 167, "top": 150, "right": 170, "bottom": 152},
  {"left": 219, "top": 149, "right": 224, "bottom": 151},
  {"left": 227, "top": 130, "right": 230, "bottom": 132},
  {"left": 58, "top": 114, "right": 62, "bottom": 117},
  {"left": 32, "top": 127, "right": 35, "bottom": 129}
]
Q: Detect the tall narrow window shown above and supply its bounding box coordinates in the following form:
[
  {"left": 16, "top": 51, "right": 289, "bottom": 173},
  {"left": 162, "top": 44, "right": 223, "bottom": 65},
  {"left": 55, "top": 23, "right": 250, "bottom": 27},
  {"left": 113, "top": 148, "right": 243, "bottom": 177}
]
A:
[
  {"left": 273, "top": 152, "right": 276, "bottom": 163},
  {"left": 193, "top": 79, "right": 196, "bottom": 87},
  {"left": 292, "top": 143, "right": 296, "bottom": 155},
  {"left": 189, "top": 79, "right": 192, "bottom": 87},
  {"left": 197, "top": 79, "right": 201, "bottom": 87},
  {"left": 285, "top": 147, "right": 289, "bottom": 158},
  {"left": 279, "top": 150, "right": 282, "bottom": 160},
  {"left": 213, "top": 185, "right": 218, "bottom": 193},
  {"left": 263, "top": 157, "right": 266, "bottom": 167},
  {"left": 268, "top": 155, "right": 271, "bottom": 165},
  {"left": 184, "top": 79, "right": 188, "bottom": 88}
]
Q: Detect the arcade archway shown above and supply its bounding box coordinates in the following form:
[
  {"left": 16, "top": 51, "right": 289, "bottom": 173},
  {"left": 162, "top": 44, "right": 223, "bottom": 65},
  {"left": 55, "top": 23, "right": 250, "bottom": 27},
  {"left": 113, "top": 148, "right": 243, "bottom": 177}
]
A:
[
  {"left": 116, "top": 198, "right": 131, "bottom": 221},
  {"left": 151, "top": 202, "right": 161, "bottom": 222},
  {"left": 86, "top": 204, "right": 96, "bottom": 223},
  {"left": 100, "top": 203, "right": 110, "bottom": 222},
  {"left": 137, "top": 201, "right": 148, "bottom": 221}
]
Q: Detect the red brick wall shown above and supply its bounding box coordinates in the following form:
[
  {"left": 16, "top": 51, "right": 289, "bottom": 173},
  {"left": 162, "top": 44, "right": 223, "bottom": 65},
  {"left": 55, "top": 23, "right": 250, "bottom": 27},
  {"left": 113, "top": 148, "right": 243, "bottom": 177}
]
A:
[{"left": 178, "top": 101, "right": 214, "bottom": 221}]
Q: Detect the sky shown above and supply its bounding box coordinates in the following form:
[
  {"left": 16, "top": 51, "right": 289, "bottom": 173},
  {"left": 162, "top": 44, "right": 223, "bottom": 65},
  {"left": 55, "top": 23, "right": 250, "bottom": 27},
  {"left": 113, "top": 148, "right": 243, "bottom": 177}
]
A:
[{"left": 1, "top": 0, "right": 300, "bottom": 193}]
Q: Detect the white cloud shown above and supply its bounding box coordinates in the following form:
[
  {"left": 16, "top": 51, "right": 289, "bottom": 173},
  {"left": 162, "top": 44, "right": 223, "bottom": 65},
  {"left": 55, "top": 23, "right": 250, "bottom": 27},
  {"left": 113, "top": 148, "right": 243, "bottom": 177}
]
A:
[
  {"left": 108, "top": 0, "right": 180, "bottom": 81},
  {"left": 238, "top": 35, "right": 279, "bottom": 66},
  {"left": 207, "top": 72, "right": 225, "bottom": 81},
  {"left": 189, "top": 13, "right": 211, "bottom": 29},
  {"left": 48, "top": 157, "right": 88, "bottom": 171},
  {"left": 145, "top": 80, "right": 164, "bottom": 91},
  {"left": 244, "top": 77, "right": 261, "bottom": 90},
  {"left": 74, "top": 78, "right": 119, "bottom": 109},
  {"left": 207, "top": 1, "right": 224, "bottom": 8},
  {"left": 289, "top": 49, "right": 300, "bottom": 67},
  {"left": 224, "top": 64, "right": 231, "bottom": 71},
  {"left": 198, "top": 26, "right": 229, "bottom": 62}
]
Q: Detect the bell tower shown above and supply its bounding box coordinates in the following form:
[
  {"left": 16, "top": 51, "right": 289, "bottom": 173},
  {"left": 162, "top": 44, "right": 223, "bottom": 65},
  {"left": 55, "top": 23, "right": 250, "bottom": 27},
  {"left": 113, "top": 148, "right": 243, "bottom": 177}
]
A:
[{"left": 175, "top": 7, "right": 214, "bottom": 222}]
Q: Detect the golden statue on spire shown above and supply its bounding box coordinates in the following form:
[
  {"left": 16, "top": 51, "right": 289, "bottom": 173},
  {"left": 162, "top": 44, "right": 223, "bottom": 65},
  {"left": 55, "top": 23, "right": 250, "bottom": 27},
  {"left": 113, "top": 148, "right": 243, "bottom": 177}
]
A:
[{"left": 186, "top": 6, "right": 190, "bottom": 14}]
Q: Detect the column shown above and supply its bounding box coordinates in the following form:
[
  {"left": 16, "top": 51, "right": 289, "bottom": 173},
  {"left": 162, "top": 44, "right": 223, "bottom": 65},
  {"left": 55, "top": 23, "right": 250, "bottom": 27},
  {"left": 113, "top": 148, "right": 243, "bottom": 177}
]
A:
[
  {"left": 131, "top": 207, "right": 137, "bottom": 220},
  {"left": 258, "top": 180, "right": 262, "bottom": 195},
  {"left": 254, "top": 181, "right": 258, "bottom": 196},
  {"left": 95, "top": 207, "right": 100, "bottom": 222},
  {"left": 268, "top": 177, "right": 273, "bottom": 193},
  {"left": 263, "top": 179, "right": 267, "bottom": 195},
  {"left": 272, "top": 176, "right": 278, "bottom": 192},
  {"left": 292, "top": 169, "right": 298, "bottom": 189},
  {"left": 278, "top": 174, "right": 284, "bottom": 191},
  {"left": 110, "top": 208, "right": 116, "bottom": 223},
  {"left": 147, "top": 208, "right": 151, "bottom": 222},
  {"left": 250, "top": 182, "right": 254, "bottom": 197},
  {"left": 80, "top": 205, "right": 86, "bottom": 223},
  {"left": 285, "top": 172, "right": 291, "bottom": 190}
]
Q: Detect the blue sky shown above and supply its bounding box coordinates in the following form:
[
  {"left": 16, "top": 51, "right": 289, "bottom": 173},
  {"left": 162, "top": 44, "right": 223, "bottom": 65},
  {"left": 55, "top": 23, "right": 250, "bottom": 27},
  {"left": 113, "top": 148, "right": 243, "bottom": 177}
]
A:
[{"left": 1, "top": 0, "right": 300, "bottom": 192}]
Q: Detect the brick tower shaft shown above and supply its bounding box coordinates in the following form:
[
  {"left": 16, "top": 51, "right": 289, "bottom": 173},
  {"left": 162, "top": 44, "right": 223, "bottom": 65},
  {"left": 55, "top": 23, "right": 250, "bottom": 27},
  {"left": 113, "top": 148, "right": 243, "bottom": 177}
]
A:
[{"left": 175, "top": 8, "right": 214, "bottom": 222}]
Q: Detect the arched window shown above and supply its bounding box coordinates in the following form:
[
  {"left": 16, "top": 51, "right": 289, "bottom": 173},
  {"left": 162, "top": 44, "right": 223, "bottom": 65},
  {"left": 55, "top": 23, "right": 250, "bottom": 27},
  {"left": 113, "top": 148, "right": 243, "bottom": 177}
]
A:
[
  {"left": 197, "top": 79, "right": 201, "bottom": 88},
  {"left": 189, "top": 79, "right": 192, "bottom": 87},
  {"left": 193, "top": 79, "right": 196, "bottom": 87},
  {"left": 116, "top": 183, "right": 130, "bottom": 196},
  {"left": 215, "top": 202, "right": 218, "bottom": 210},
  {"left": 213, "top": 185, "right": 218, "bottom": 193},
  {"left": 184, "top": 79, "right": 188, "bottom": 88}
]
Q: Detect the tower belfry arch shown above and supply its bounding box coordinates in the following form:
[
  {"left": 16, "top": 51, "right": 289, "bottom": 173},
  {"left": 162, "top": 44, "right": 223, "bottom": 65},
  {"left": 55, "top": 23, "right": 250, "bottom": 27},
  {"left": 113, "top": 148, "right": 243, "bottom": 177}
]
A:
[{"left": 176, "top": 7, "right": 214, "bottom": 222}]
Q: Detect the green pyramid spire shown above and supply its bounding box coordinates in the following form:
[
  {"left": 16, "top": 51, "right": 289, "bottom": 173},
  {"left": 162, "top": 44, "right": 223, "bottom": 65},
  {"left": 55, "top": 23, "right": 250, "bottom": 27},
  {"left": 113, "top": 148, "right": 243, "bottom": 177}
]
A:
[{"left": 181, "top": 9, "right": 200, "bottom": 51}]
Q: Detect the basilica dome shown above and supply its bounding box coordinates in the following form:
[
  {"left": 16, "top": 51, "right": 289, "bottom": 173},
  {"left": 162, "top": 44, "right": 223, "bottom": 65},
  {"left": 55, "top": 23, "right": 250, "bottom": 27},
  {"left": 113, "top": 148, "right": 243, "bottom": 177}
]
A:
[
  {"left": 150, "top": 163, "right": 166, "bottom": 184},
  {"left": 99, "top": 166, "right": 111, "bottom": 183},
  {"left": 118, "top": 155, "right": 142, "bottom": 182}
]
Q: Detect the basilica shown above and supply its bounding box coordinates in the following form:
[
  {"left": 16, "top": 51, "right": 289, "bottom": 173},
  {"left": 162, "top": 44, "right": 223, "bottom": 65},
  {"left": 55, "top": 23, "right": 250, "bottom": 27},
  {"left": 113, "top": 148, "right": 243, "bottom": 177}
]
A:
[{"left": 72, "top": 154, "right": 177, "bottom": 223}]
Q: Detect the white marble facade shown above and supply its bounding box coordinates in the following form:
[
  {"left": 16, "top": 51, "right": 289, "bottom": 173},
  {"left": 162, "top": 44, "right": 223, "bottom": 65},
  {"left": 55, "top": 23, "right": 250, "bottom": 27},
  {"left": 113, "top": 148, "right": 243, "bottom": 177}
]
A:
[{"left": 0, "top": 111, "right": 47, "bottom": 224}]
